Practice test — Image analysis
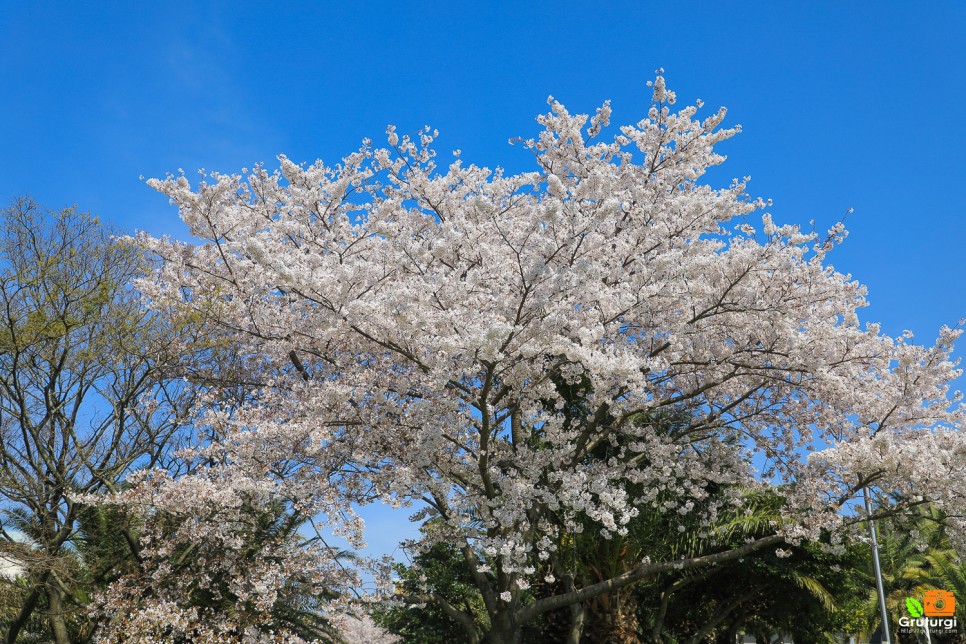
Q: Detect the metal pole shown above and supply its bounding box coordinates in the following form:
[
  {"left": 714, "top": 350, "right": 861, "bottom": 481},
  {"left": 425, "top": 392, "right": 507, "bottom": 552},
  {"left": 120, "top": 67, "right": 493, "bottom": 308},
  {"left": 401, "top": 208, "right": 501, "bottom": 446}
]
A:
[{"left": 864, "top": 486, "right": 892, "bottom": 644}]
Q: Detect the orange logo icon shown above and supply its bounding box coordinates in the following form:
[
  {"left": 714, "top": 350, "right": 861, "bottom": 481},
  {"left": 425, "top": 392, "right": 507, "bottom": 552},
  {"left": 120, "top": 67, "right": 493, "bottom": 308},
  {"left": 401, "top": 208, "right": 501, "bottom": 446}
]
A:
[{"left": 924, "top": 589, "right": 956, "bottom": 617}]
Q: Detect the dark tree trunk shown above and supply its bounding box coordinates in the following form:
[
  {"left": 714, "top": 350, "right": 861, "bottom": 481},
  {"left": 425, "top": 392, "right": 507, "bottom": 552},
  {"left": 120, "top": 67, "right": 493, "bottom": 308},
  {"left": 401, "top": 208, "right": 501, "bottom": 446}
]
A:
[
  {"left": 5, "top": 572, "right": 49, "bottom": 644},
  {"left": 486, "top": 615, "right": 523, "bottom": 644},
  {"left": 45, "top": 585, "right": 70, "bottom": 644},
  {"left": 566, "top": 599, "right": 585, "bottom": 644}
]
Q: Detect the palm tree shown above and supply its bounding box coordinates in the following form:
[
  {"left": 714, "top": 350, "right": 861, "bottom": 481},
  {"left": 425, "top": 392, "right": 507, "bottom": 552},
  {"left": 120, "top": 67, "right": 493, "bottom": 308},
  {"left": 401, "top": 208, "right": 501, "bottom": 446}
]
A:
[
  {"left": 640, "top": 488, "right": 856, "bottom": 643},
  {"left": 853, "top": 504, "right": 962, "bottom": 643}
]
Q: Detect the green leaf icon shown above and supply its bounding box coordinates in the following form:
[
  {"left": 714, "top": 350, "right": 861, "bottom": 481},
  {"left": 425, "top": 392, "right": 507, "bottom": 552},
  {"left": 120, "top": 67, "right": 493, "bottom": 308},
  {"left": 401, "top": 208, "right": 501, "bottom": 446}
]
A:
[{"left": 906, "top": 597, "right": 924, "bottom": 617}]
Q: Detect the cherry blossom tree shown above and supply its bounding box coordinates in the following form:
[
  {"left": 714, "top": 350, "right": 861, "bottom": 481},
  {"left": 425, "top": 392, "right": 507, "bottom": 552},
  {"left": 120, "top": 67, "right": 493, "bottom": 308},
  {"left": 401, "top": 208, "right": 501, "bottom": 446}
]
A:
[
  {"left": 130, "top": 75, "right": 964, "bottom": 643},
  {"left": 87, "top": 350, "right": 363, "bottom": 642}
]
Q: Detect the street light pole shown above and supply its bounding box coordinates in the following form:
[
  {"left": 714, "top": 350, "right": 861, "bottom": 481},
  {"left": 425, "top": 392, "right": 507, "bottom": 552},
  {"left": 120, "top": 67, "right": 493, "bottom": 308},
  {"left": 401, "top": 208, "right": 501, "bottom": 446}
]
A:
[{"left": 864, "top": 486, "right": 892, "bottom": 644}]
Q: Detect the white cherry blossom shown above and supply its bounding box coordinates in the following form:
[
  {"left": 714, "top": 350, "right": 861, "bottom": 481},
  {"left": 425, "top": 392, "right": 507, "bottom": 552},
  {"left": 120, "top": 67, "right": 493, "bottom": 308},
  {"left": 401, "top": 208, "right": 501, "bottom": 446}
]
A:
[{"left": 121, "top": 75, "right": 963, "bottom": 642}]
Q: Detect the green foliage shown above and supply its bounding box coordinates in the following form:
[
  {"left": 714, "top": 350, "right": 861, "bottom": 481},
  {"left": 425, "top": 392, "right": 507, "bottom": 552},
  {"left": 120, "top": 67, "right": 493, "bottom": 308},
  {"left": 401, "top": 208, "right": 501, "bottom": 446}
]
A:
[
  {"left": 848, "top": 503, "right": 966, "bottom": 642},
  {"left": 374, "top": 489, "right": 870, "bottom": 644},
  {"left": 373, "top": 537, "right": 487, "bottom": 643},
  {"left": 0, "top": 197, "right": 187, "bottom": 642}
]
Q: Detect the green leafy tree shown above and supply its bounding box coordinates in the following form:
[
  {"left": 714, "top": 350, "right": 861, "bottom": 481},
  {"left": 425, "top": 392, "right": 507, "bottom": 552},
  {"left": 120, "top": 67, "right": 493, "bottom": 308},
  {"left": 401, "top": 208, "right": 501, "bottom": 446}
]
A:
[
  {"left": 374, "top": 532, "right": 489, "bottom": 643},
  {"left": 0, "top": 198, "right": 189, "bottom": 643}
]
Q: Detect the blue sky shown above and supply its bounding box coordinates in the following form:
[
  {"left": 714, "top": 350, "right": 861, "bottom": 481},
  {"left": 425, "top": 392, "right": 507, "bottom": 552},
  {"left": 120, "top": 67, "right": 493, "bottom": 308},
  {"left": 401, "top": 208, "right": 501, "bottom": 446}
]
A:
[{"left": 2, "top": 1, "right": 964, "bottom": 558}]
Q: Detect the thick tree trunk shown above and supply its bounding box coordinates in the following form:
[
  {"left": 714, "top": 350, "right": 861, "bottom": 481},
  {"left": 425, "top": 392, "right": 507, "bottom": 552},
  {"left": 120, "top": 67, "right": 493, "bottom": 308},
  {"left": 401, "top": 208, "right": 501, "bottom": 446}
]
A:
[
  {"left": 486, "top": 611, "right": 522, "bottom": 644},
  {"left": 487, "top": 626, "right": 523, "bottom": 644},
  {"left": 566, "top": 599, "right": 585, "bottom": 644},
  {"left": 45, "top": 585, "right": 70, "bottom": 644}
]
